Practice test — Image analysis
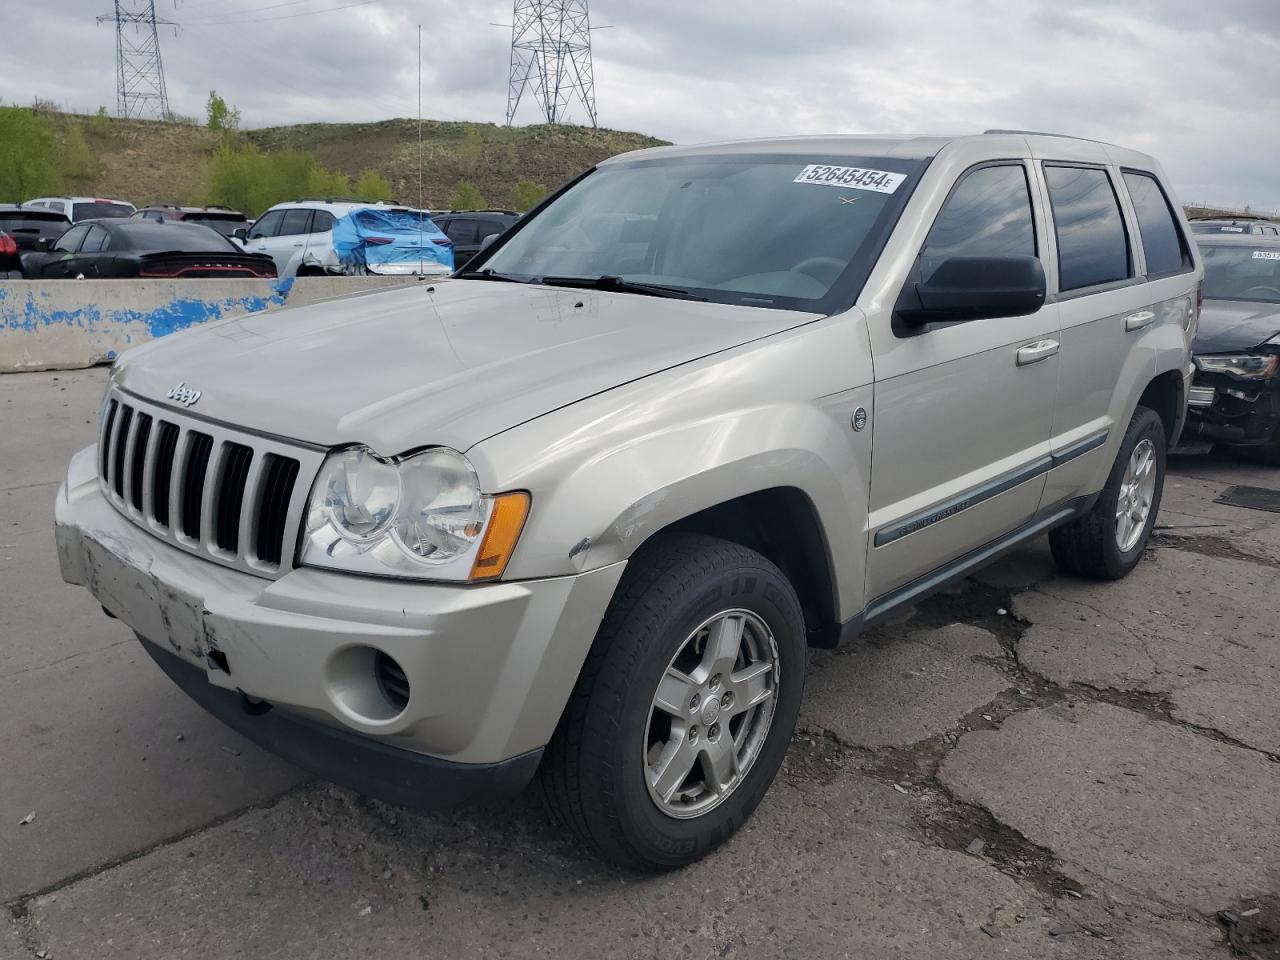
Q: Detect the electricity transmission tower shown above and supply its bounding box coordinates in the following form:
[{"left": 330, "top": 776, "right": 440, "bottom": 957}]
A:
[
  {"left": 97, "top": 1, "right": 175, "bottom": 120},
  {"left": 505, "top": 0, "right": 597, "bottom": 127}
]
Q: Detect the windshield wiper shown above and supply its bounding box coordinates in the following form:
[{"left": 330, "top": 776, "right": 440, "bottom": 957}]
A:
[
  {"left": 539, "top": 275, "right": 706, "bottom": 301},
  {"left": 454, "top": 267, "right": 532, "bottom": 283}
]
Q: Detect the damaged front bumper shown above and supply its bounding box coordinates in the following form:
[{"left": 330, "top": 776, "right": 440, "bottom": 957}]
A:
[
  {"left": 55, "top": 445, "right": 625, "bottom": 808},
  {"left": 1183, "top": 372, "right": 1280, "bottom": 446}
]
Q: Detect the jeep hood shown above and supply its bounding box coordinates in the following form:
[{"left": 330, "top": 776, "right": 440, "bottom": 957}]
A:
[
  {"left": 113, "top": 280, "right": 819, "bottom": 454},
  {"left": 1194, "top": 299, "right": 1280, "bottom": 354}
]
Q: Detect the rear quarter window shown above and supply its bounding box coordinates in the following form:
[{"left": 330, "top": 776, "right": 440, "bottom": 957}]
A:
[
  {"left": 1044, "top": 165, "right": 1132, "bottom": 292},
  {"left": 1121, "top": 172, "right": 1191, "bottom": 277}
]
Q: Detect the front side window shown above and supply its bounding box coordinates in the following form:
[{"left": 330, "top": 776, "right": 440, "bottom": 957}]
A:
[
  {"left": 1122, "top": 172, "right": 1190, "bottom": 277},
  {"left": 477, "top": 220, "right": 506, "bottom": 241},
  {"left": 54, "top": 224, "right": 89, "bottom": 253},
  {"left": 1200, "top": 244, "right": 1280, "bottom": 304},
  {"left": 919, "top": 163, "right": 1036, "bottom": 279},
  {"left": 248, "top": 210, "right": 284, "bottom": 240},
  {"left": 446, "top": 219, "right": 478, "bottom": 244},
  {"left": 1044, "top": 165, "right": 1132, "bottom": 292},
  {"left": 477, "top": 154, "right": 923, "bottom": 310}
]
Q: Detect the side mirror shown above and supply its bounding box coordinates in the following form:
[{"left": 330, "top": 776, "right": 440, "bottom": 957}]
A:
[
  {"left": 34, "top": 238, "right": 51, "bottom": 252},
  {"left": 476, "top": 232, "right": 500, "bottom": 255},
  {"left": 232, "top": 227, "right": 248, "bottom": 241},
  {"left": 896, "top": 255, "right": 1046, "bottom": 327}
]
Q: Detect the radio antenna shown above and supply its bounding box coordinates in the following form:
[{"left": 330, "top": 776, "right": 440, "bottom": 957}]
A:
[{"left": 417, "top": 23, "right": 425, "bottom": 275}]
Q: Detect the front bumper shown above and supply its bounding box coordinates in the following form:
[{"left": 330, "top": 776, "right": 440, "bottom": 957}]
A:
[
  {"left": 56, "top": 445, "right": 625, "bottom": 798},
  {"left": 1183, "top": 371, "right": 1280, "bottom": 445}
]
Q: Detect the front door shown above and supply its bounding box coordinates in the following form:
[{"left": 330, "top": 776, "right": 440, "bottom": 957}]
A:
[{"left": 865, "top": 160, "right": 1060, "bottom": 600}]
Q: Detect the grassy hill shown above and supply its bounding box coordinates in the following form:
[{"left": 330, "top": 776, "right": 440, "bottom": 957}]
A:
[{"left": 36, "top": 111, "right": 668, "bottom": 212}]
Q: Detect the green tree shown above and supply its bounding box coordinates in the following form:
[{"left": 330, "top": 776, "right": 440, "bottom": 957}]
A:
[
  {"left": 62, "top": 125, "right": 100, "bottom": 186},
  {"left": 353, "top": 169, "right": 393, "bottom": 202},
  {"left": 205, "top": 141, "right": 351, "bottom": 217},
  {"left": 450, "top": 179, "right": 485, "bottom": 211},
  {"left": 90, "top": 106, "right": 111, "bottom": 138},
  {"left": 206, "top": 90, "right": 240, "bottom": 132},
  {"left": 0, "top": 107, "right": 62, "bottom": 202},
  {"left": 511, "top": 180, "right": 547, "bottom": 212}
]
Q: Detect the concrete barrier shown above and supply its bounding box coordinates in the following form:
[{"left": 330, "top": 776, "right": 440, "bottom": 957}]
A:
[{"left": 0, "top": 276, "right": 418, "bottom": 373}]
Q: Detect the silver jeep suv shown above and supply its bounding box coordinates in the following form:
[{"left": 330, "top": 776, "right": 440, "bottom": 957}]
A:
[{"left": 56, "top": 132, "right": 1200, "bottom": 869}]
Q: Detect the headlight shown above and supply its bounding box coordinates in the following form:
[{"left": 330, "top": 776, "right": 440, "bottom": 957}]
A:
[
  {"left": 301, "top": 445, "right": 529, "bottom": 581},
  {"left": 1195, "top": 354, "right": 1280, "bottom": 379}
]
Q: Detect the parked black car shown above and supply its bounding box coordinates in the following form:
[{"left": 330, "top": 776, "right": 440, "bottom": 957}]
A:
[
  {"left": 0, "top": 230, "right": 20, "bottom": 278},
  {"left": 430, "top": 210, "right": 519, "bottom": 269},
  {"left": 1189, "top": 216, "right": 1280, "bottom": 237},
  {"left": 1184, "top": 234, "right": 1280, "bottom": 461},
  {"left": 21, "top": 219, "right": 277, "bottom": 280},
  {"left": 0, "top": 205, "right": 72, "bottom": 253}
]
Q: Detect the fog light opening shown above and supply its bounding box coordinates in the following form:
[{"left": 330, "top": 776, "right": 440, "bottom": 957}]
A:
[{"left": 374, "top": 651, "right": 410, "bottom": 712}]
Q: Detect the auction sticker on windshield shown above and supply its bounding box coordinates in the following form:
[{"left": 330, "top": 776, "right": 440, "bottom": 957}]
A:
[
  {"left": 794, "top": 165, "right": 904, "bottom": 193},
  {"left": 1252, "top": 251, "right": 1280, "bottom": 261}
]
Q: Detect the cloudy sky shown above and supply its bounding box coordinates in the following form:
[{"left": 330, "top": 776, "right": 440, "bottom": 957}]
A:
[{"left": 4, "top": 0, "right": 1278, "bottom": 209}]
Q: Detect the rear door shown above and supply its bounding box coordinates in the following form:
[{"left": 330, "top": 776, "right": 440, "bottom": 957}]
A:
[
  {"left": 71, "top": 224, "right": 113, "bottom": 278},
  {"left": 443, "top": 217, "right": 479, "bottom": 264},
  {"left": 865, "top": 159, "right": 1060, "bottom": 600},
  {"left": 301, "top": 209, "right": 336, "bottom": 269}
]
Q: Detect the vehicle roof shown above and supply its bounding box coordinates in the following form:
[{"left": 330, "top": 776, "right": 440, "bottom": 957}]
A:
[
  {"left": 137, "top": 204, "right": 246, "bottom": 215},
  {"left": 1194, "top": 233, "right": 1280, "bottom": 247},
  {"left": 24, "top": 196, "right": 134, "bottom": 205},
  {"left": 604, "top": 132, "right": 1161, "bottom": 170},
  {"left": 264, "top": 200, "right": 422, "bottom": 215},
  {"left": 0, "top": 205, "right": 69, "bottom": 219}
]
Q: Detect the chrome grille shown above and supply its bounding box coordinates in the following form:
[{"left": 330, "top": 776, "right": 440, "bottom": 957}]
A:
[{"left": 97, "top": 390, "right": 323, "bottom": 578}]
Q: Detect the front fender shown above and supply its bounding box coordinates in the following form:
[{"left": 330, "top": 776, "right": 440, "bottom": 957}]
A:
[{"left": 469, "top": 315, "right": 874, "bottom": 621}]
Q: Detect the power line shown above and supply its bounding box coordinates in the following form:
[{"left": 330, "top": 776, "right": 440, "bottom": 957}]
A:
[
  {"left": 97, "top": 1, "right": 175, "bottom": 119},
  {"left": 183, "top": 0, "right": 380, "bottom": 25},
  {"left": 506, "top": 0, "right": 597, "bottom": 127}
]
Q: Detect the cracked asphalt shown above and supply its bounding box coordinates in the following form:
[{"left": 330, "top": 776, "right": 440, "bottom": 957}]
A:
[{"left": 3, "top": 368, "right": 1278, "bottom": 959}]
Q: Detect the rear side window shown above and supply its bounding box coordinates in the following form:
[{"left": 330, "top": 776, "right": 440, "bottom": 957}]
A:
[
  {"left": 81, "top": 225, "right": 110, "bottom": 253},
  {"left": 920, "top": 164, "right": 1036, "bottom": 276},
  {"left": 1044, "top": 165, "right": 1132, "bottom": 292},
  {"left": 1122, "top": 172, "right": 1190, "bottom": 277},
  {"left": 279, "top": 209, "right": 313, "bottom": 236},
  {"left": 310, "top": 210, "right": 335, "bottom": 232}
]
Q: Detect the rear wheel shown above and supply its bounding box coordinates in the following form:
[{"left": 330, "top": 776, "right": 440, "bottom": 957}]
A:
[
  {"left": 1050, "top": 405, "right": 1166, "bottom": 580},
  {"left": 539, "top": 533, "right": 806, "bottom": 870}
]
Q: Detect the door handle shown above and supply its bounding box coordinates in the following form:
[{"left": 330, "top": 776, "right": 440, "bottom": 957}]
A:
[
  {"left": 1016, "top": 339, "right": 1060, "bottom": 366},
  {"left": 1125, "top": 310, "right": 1155, "bottom": 332}
]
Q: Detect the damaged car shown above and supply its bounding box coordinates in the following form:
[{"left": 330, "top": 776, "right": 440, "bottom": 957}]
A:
[{"left": 1184, "top": 235, "right": 1280, "bottom": 461}]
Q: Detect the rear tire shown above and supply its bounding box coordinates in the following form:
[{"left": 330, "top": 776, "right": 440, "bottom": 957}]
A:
[
  {"left": 1050, "top": 406, "right": 1166, "bottom": 580},
  {"left": 539, "top": 533, "right": 806, "bottom": 870}
]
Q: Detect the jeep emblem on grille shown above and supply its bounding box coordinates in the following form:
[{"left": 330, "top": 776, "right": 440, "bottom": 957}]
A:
[{"left": 166, "top": 382, "right": 201, "bottom": 407}]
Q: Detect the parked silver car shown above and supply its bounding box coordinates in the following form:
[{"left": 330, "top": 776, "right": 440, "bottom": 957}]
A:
[{"left": 56, "top": 132, "right": 1199, "bottom": 869}]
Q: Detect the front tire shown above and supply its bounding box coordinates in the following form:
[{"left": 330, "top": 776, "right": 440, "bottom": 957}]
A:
[
  {"left": 539, "top": 533, "right": 806, "bottom": 870},
  {"left": 1050, "top": 405, "right": 1166, "bottom": 580}
]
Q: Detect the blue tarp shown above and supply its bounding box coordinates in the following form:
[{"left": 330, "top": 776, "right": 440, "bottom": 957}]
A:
[{"left": 332, "top": 208, "right": 454, "bottom": 274}]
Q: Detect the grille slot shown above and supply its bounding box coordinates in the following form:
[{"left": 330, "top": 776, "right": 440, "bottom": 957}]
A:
[
  {"left": 128, "top": 414, "right": 152, "bottom": 511},
  {"left": 111, "top": 405, "right": 133, "bottom": 498},
  {"left": 100, "top": 400, "right": 118, "bottom": 481},
  {"left": 151, "top": 421, "right": 180, "bottom": 528},
  {"left": 180, "top": 432, "right": 214, "bottom": 540},
  {"left": 255, "top": 455, "right": 300, "bottom": 566},
  {"left": 214, "top": 442, "right": 253, "bottom": 553}
]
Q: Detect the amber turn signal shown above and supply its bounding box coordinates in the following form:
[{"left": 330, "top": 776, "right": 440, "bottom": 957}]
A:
[{"left": 469, "top": 491, "right": 531, "bottom": 581}]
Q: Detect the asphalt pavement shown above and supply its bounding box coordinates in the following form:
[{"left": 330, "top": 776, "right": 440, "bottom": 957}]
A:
[{"left": 2, "top": 368, "right": 1277, "bottom": 959}]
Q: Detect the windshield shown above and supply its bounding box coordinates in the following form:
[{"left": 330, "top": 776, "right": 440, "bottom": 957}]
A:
[
  {"left": 1200, "top": 244, "right": 1280, "bottom": 303},
  {"left": 72, "top": 201, "right": 134, "bottom": 222},
  {"left": 474, "top": 154, "right": 923, "bottom": 310}
]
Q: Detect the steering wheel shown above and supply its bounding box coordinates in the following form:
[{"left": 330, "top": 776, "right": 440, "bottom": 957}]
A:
[
  {"left": 1243, "top": 285, "right": 1280, "bottom": 299},
  {"left": 792, "top": 256, "right": 846, "bottom": 287}
]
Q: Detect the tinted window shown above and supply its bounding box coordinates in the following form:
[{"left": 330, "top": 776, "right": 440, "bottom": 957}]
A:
[
  {"left": 1122, "top": 172, "right": 1188, "bottom": 277},
  {"left": 1044, "top": 165, "right": 1132, "bottom": 291},
  {"left": 445, "top": 219, "right": 478, "bottom": 244},
  {"left": 48, "top": 201, "right": 66, "bottom": 215},
  {"left": 248, "top": 210, "right": 285, "bottom": 239},
  {"left": 920, "top": 164, "right": 1036, "bottom": 277},
  {"left": 54, "top": 224, "right": 89, "bottom": 253},
  {"left": 279, "top": 209, "right": 313, "bottom": 236},
  {"left": 476, "top": 219, "right": 506, "bottom": 241},
  {"left": 114, "top": 223, "right": 237, "bottom": 252},
  {"left": 72, "top": 201, "right": 133, "bottom": 221},
  {"left": 81, "top": 225, "right": 110, "bottom": 253},
  {"left": 310, "top": 210, "right": 335, "bottom": 232},
  {"left": 0, "top": 212, "right": 71, "bottom": 247},
  {"left": 1199, "top": 245, "right": 1280, "bottom": 304}
]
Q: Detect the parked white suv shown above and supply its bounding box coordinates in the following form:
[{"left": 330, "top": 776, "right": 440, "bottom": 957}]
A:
[
  {"left": 240, "top": 199, "right": 450, "bottom": 279},
  {"left": 24, "top": 196, "right": 136, "bottom": 223},
  {"left": 56, "top": 132, "right": 1199, "bottom": 869}
]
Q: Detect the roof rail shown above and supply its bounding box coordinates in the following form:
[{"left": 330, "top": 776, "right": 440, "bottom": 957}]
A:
[
  {"left": 1188, "top": 214, "right": 1275, "bottom": 223},
  {"left": 290, "top": 197, "right": 404, "bottom": 205},
  {"left": 438, "top": 208, "right": 519, "bottom": 216}
]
